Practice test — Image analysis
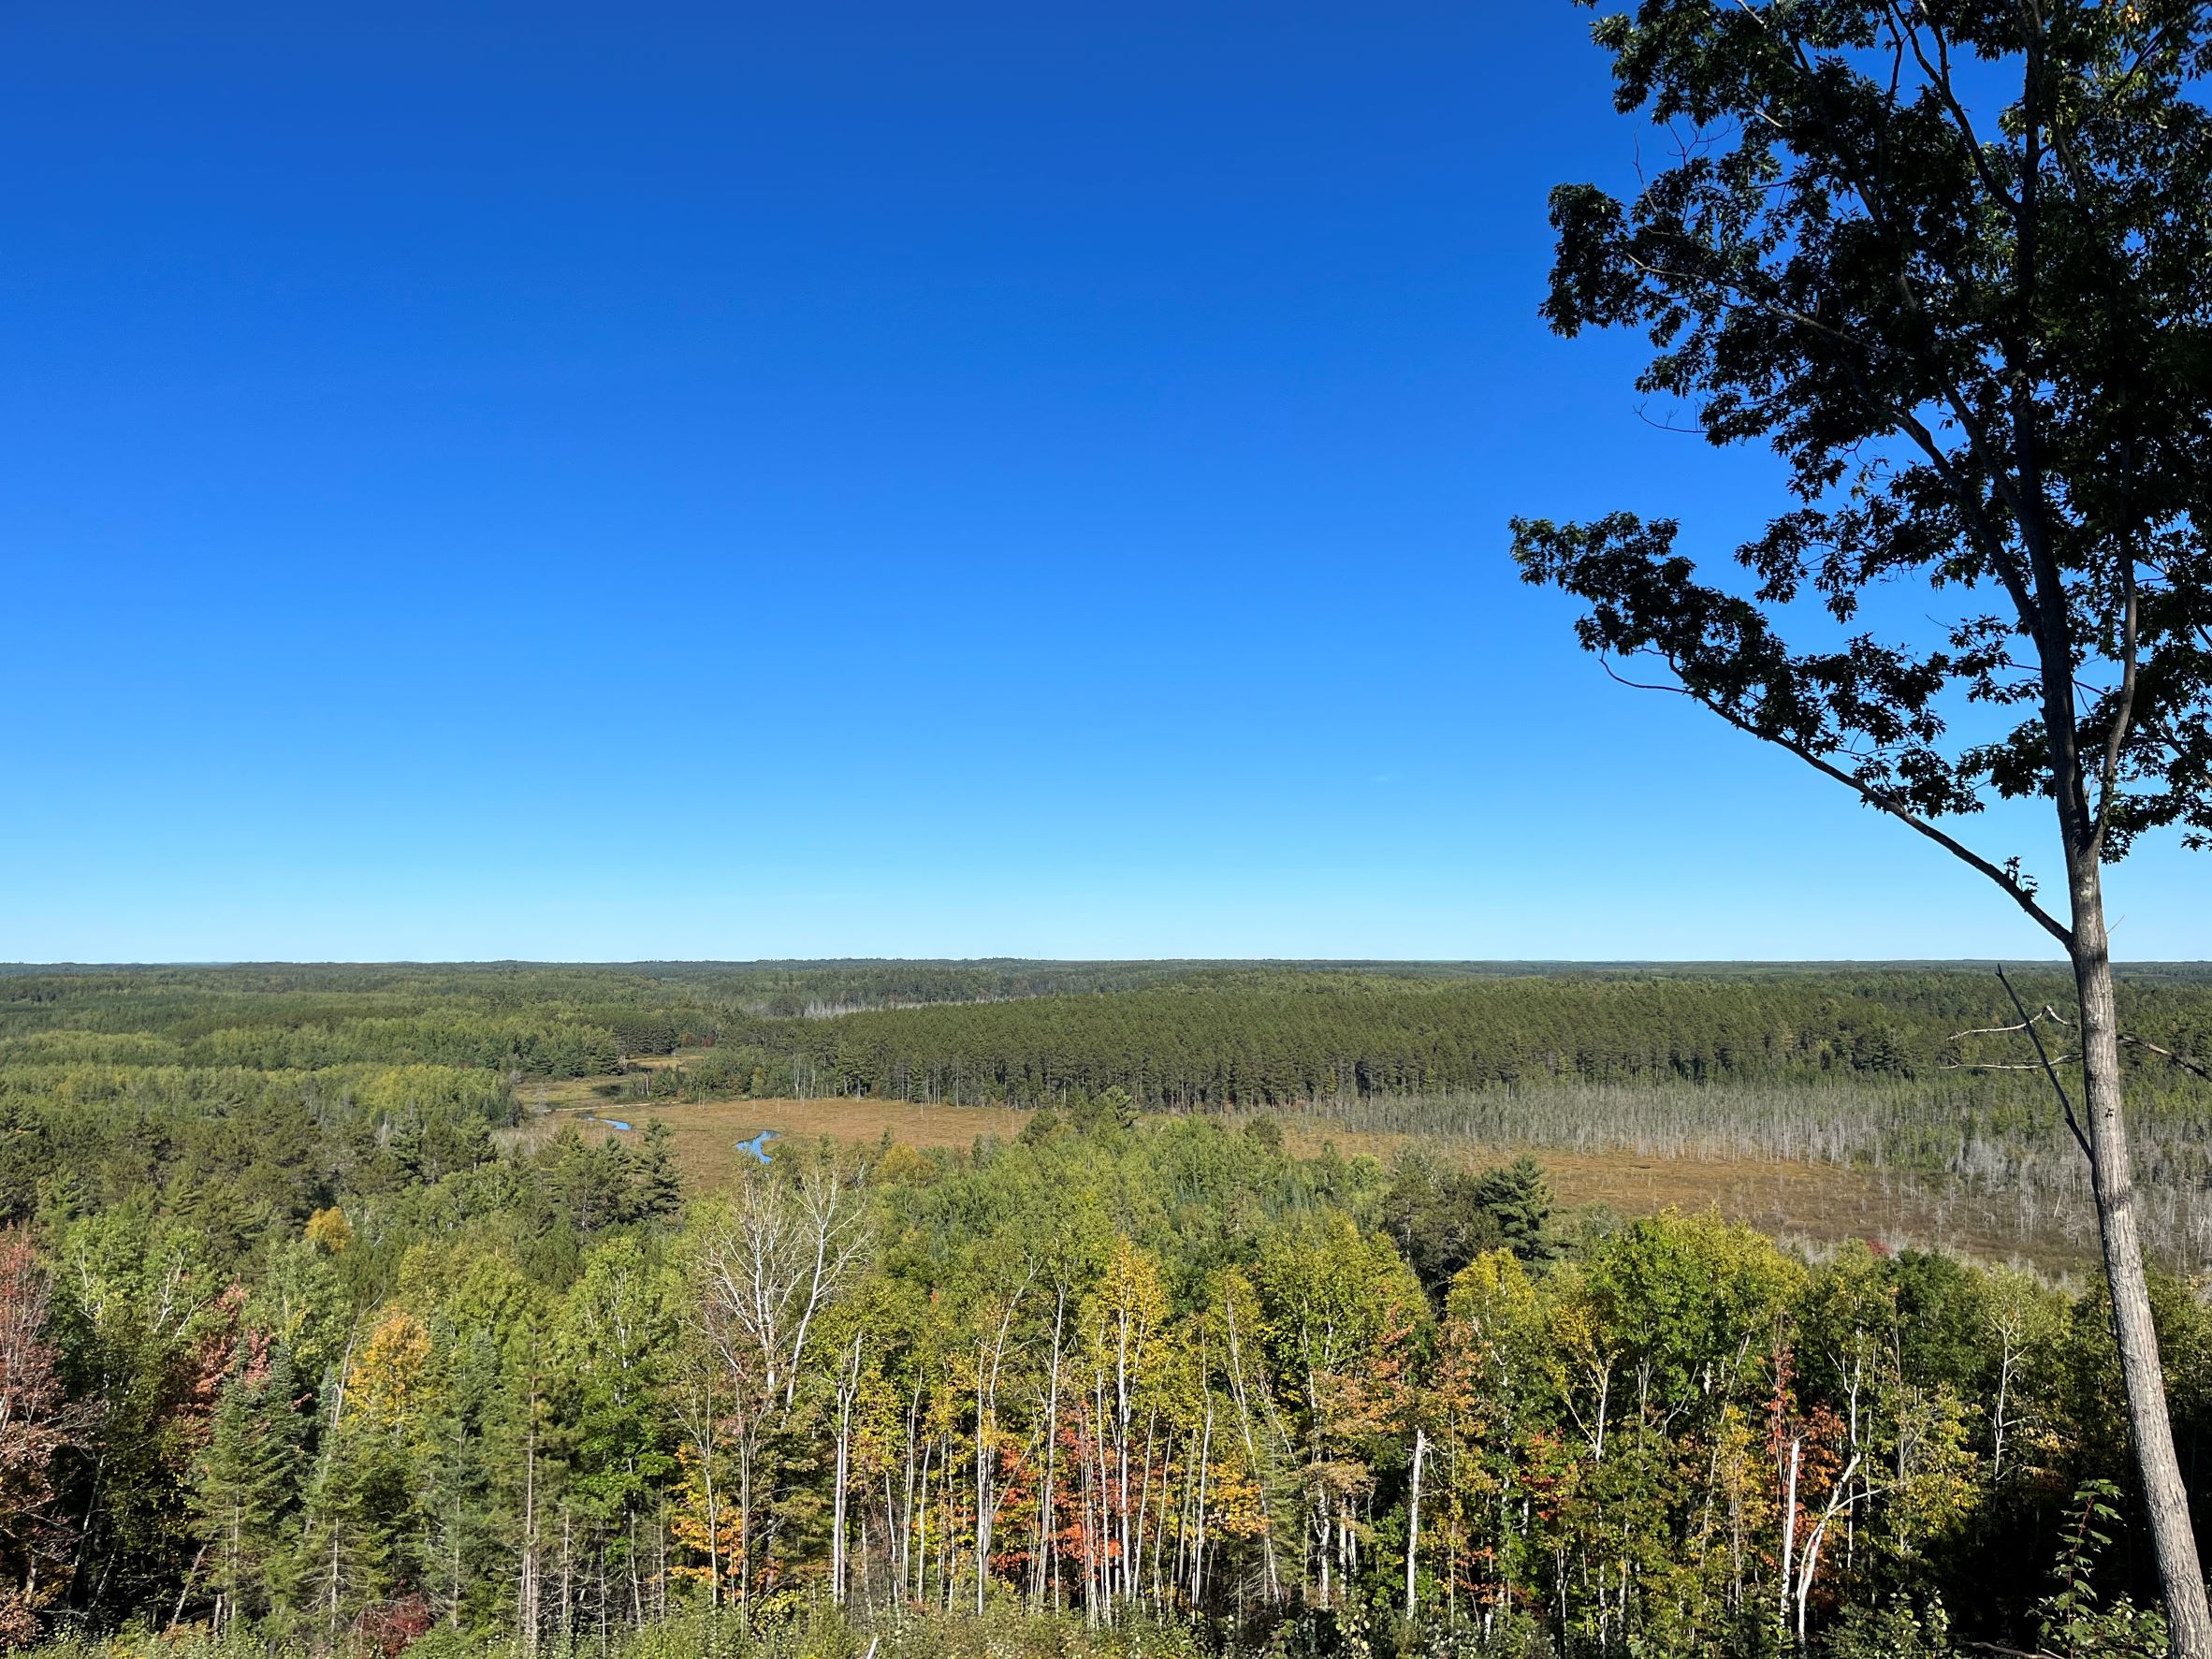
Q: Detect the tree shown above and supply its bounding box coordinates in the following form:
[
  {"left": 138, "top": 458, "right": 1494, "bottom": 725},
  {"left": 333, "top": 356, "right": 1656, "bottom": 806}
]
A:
[
  {"left": 51, "top": 1206, "right": 227, "bottom": 1623},
  {"left": 1082, "top": 1237, "right": 1169, "bottom": 1612},
  {"left": 1431, "top": 1250, "right": 1554, "bottom": 1630},
  {"left": 1509, "top": 2, "right": 2212, "bottom": 1645},
  {"left": 690, "top": 1162, "right": 870, "bottom": 1605},
  {"left": 544, "top": 1126, "right": 635, "bottom": 1237},
  {"left": 635, "top": 1122, "right": 683, "bottom": 1223},
  {"left": 193, "top": 1341, "right": 307, "bottom": 1634},
  {"left": 414, "top": 1325, "right": 509, "bottom": 1636},
  {"left": 295, "top": 1417, "right": 400, "bottom": 1639},
  {"left": 1251, "top": 1214, "right": 1428, "bottom": 1605},
  {"left": 551, "top": 1237, "right": 677, "bottom": 1634},
  {"left": 0, "top": 1232, "right": 89, "bottom": 1645},
  {"left": 1383, "top": 1154, "right": 1491, "bottom": 1295},
  {"left": 1471, "top": 1156, "right": 1555, "bottom": 1264}
]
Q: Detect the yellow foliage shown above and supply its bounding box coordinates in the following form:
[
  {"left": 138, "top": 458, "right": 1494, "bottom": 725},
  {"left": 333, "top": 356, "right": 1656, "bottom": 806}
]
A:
[
  {"left": 348, "top": 1307, "right": 429, "bottom": 1420},
  {"left": 1204, "top": 1452, "right": 1273, "bottom": 1541},
  {"left": 872, "top": 1142, "right": 933, "bottom": 1186},
  {"left": 1087, "top": 1237, "right": 1169, "bottom": 1381},
  {"left": 667, "top": 1445, "right": 746, "bottom": 1590},
  {"left": 304, "top": 1207, "right": 352, "bottom": 1255}
]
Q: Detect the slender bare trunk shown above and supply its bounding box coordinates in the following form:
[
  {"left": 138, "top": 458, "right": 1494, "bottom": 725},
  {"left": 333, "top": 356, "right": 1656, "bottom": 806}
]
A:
[
  {"left": 834, "top": 1333, "right": 862, "bottom": 1605},
  {"left": 520, "top": 1406, "right": 540, "bottom": 1654},
  {"left": 1404, "top": 1427, "right": 1427, "bottom": 1623},
  {"left": 1035, "top": 1288, "right": 1065, "bottom": 1607},
  {"left": 1778, "top": 1436, "right": 1799, "bottom": 1646},
  {"left": 975, "top": 1354, "right": 990, "bottom": 1614}
]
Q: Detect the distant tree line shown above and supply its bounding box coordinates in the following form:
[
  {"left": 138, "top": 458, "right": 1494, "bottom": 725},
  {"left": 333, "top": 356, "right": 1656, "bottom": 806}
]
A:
[{"left": 685, "top": 970, "right": 2212, "bottom": 1114}]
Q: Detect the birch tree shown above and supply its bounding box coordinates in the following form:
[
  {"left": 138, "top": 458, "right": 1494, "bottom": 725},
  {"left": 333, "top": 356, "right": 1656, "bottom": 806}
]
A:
[{"left": 691, "top": 1162, "right": 870, "bottom": 1604}]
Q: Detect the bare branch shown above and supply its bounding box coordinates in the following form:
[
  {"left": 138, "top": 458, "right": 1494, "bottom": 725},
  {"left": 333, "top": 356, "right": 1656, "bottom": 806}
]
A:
[
  {"left": 1999, "top": 1006, "right": 2211, "bottom": 1085},
  {"left": 1996, "top": 967, "right": 2095, "bottom": 1164},
  {"left": 2117, "top": 1035, "right": 2212, "bottom": 1086},
  {"left": 1948, "top": 1012, "right": 2064, "bottom": 1041}
]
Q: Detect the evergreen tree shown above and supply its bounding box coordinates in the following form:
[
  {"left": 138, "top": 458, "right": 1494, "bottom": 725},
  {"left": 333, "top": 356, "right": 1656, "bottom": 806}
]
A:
[
  {"left": 1379, "top": 1154, "right": 1505, "bottom": 1296},
  {"left": 193, "top": 1342, "right": 306, "bottom": 1633},
  {"left": 415, "top": 1326, "right": 508, "bottom": 1634},
  {"left": 1472, "top": 1155, "right": 1555, "bottom": 1264},
  {"left": 634, "top": 1122, "right": 683, "bottom": 1222},
  {"left": 294, "top": 1414, "right": 400, "bottom": 1639}
]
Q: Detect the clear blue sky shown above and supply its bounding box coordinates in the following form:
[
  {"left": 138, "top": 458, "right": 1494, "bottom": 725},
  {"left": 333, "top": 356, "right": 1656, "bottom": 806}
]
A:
[{"left": 5, "top": 1, "right": 2203, "bottom": 963}]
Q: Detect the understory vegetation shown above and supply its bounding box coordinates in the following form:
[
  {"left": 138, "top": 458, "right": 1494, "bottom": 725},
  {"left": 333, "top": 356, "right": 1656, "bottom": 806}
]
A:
[{"left": 0, "top": 963, "right": 2207, "bottom": 1657}]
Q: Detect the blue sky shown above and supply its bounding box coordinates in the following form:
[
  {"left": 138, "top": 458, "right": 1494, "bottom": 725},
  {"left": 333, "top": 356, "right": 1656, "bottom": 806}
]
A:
[{"left": 4, "top": 1, "right": 2202, "bottom": 963}]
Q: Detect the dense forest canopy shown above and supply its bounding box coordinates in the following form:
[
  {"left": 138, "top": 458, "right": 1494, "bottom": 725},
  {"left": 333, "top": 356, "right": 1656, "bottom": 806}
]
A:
[
  {"left": 0, "top": 964, "right": 2208, "bottom": 1658},
  {"left": 9, "top": 958, "right": 2212, "bottom": 1096},
  {"left": 7, "top": 961, "right": 2211, "bottom": 1236}
]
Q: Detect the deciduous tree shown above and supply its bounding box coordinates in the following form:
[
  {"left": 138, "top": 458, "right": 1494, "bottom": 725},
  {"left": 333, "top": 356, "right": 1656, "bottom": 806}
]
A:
[
  {"left": 1510, "top": 3, "right": 2212, "bottom": 1643},
  {"left": 0, "top": 1231, "right": 89, "bottom": 1645}
]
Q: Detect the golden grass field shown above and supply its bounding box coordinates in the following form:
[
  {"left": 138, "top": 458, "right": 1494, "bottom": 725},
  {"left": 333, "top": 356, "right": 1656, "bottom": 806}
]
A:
[{"left": 508, "top": 1067, "right": 2073, "bottom": 1270}]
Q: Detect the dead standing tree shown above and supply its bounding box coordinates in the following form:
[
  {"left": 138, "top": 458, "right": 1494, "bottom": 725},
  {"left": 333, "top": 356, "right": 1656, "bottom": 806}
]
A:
[
  {"left": 1511, "top": 0, "right": 2212, "bottom": 1647},
  {"left": 694, "top": 1162, "right": 870, "bottom": 1610}
]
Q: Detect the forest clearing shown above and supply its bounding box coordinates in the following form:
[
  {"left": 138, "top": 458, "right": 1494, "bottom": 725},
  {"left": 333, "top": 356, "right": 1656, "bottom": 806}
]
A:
[{"left": 517, "top": 1083, "right": 2073, "bottom": 1273}]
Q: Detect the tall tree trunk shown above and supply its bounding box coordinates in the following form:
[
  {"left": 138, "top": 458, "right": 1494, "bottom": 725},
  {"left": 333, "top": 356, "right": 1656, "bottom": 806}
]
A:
[
  {"left": 834, "top": 1336, "right": 860, "bottom": 1606},
  {"left": 737, "top": 1442, "right": 754, "bottom": 1616},
  {"left": 520, "top": 1413, "right": 540, "bottom": 1655},
  {"left": 975, "top": 1360, "right": 989, "bottom": 1615},
  {"left": 2070, "top": 863, "right": 2212, "bottom": 1657},
  {"left": 1778, "top": 1435, "right": 1799, "bottom": 1648},
  {"left": 1034, "top": 1291, "right": 1064, "bottom": 1608},
  {"left": 1404, "top": 1427, "right": 1426, "bottom": 1623}
]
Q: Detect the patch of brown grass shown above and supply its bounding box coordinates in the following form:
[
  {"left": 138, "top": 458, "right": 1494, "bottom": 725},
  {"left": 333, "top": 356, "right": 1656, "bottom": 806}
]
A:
[
  {"left": 648, "top": 1096, "right": 1026, "bottom": 1180},
  {"left": 505, "top": 1091, "right": 1026, "bottom": 1186},
  {"left": 1279, "top": 1123, "right": 2078, "bottom": 1271}
]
